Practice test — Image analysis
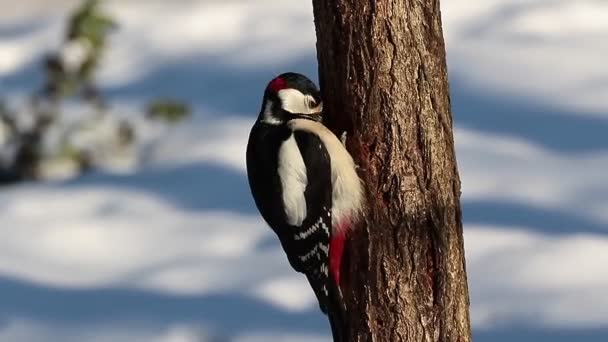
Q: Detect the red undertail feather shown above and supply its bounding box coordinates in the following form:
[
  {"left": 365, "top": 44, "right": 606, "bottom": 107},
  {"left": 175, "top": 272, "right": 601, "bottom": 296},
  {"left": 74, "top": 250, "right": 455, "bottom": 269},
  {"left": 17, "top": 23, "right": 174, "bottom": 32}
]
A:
[{"left": 329, "top": 220, "right": 350, "bottom": 286}]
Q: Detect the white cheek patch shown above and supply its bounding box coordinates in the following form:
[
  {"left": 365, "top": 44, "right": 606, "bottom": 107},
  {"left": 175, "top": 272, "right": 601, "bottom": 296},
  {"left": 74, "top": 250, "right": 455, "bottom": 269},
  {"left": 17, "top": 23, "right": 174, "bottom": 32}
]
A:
[
  {"left": 278, "top": 89, "right": 322, "bottom": 115},
  {"left": 277, "top": 134, "right": 308, "bottom": 226}
]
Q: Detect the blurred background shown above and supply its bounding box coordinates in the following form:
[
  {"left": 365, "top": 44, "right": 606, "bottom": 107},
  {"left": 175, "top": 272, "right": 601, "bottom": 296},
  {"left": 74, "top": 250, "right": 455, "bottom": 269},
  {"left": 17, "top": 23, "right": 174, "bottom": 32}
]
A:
[{"left": 0, "top": 0, "right": 606, "bottom": 341}]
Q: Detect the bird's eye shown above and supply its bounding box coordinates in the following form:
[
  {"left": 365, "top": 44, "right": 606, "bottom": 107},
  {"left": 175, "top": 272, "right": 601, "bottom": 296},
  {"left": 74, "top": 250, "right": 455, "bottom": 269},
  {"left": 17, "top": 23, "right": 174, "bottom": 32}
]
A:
[{"left": 305, "top": 96, "right": 317, "bottom": 108}]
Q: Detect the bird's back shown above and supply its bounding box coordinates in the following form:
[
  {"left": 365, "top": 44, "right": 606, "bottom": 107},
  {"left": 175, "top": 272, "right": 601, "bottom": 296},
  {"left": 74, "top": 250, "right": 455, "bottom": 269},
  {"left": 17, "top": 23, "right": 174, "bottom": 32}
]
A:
[{"left": 246, "top": 122, "right": 289, "bottom": 230}]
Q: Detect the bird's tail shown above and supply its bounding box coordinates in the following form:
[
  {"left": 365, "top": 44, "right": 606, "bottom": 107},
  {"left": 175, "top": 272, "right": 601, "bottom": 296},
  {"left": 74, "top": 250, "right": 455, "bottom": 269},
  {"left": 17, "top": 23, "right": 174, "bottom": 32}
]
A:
[{"left": 327, "top": 284, "right": 348, "bottom": 342}]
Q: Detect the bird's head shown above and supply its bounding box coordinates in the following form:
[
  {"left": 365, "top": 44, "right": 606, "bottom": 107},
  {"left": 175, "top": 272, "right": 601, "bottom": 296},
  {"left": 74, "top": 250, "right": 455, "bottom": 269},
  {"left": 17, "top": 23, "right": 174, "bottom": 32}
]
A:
[{"left": 259, "top": 72, "right": 323, "bottom": 124}]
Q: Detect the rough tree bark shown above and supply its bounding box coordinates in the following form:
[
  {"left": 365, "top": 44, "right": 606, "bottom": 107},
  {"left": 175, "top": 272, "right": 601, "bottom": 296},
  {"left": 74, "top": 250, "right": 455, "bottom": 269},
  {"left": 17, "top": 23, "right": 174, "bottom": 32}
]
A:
[{"left": 312, "top": 1, "right": 471, "bottom": 341}]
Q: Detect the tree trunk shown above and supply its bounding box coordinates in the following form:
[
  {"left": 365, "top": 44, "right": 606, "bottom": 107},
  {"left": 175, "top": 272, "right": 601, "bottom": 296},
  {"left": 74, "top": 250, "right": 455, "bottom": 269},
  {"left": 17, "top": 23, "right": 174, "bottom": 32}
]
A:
[{"left": 312, "top": 1, "right": 471, "bottom": 341}]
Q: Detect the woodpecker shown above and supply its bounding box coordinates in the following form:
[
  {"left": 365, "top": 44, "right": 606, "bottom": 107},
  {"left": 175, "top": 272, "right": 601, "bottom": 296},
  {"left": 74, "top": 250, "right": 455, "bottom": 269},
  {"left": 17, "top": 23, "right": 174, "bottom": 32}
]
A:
[{"left": 246, "top": 72, "right": 364, "bottom": 341}]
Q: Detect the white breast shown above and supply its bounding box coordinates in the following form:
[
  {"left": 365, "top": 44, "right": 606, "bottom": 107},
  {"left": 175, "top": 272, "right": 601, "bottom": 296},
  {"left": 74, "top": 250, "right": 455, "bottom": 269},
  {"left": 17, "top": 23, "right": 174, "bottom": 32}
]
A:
[{"left": 288, "top": 119, "right": 364, "bottom": 232}]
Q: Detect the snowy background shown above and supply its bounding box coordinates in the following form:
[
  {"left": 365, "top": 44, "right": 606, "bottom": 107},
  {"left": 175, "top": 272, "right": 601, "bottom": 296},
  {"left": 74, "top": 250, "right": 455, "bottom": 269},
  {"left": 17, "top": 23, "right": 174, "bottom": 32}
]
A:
[{"left": 1, "top": 0, "right": 607, "bottom": 341}]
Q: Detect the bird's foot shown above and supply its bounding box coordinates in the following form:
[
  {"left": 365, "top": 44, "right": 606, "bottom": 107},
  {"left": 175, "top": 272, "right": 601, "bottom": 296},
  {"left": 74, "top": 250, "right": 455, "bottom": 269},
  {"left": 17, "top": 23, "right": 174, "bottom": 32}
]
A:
[{"left": 340, "top": 131, "right": 347, "bottom": 146}]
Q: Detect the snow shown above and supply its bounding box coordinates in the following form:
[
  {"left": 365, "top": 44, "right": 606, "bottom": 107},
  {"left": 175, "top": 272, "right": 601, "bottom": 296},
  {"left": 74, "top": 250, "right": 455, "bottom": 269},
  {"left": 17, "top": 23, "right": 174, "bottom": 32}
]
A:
[
  {"left": 442, "top": 0, "right": 608, "bottom": 117},
  {"left": 466, "top": 225, "right": 608, "bottom": 328},
  {"left": 457, "top": 127, "right": 608, "bottom": 225},
  {"left": 1, "top": 0, "right": 607, "bottom": 341}
]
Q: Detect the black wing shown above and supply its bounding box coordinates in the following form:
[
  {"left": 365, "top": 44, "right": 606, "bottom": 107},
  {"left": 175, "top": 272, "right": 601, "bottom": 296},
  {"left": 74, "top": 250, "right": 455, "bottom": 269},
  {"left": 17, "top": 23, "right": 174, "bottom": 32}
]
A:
[
  {"left": 246, "top": 123, "right": 333, "bottom": 313},
  {"left": 285, "top": 129, "right": 333, "bottom": 313}
]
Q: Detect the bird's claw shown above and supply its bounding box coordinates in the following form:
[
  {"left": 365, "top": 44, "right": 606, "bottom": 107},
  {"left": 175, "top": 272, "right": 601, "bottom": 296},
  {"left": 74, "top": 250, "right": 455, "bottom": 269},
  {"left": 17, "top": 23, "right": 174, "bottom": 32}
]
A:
[{"left": 340, "top": 131, "right": 347, "bottom": 146}]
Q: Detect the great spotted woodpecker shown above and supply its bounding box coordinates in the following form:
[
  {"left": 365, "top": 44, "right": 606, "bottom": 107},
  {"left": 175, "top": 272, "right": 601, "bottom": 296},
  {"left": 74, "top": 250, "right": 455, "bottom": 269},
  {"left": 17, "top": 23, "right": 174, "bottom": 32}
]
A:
[{"left": 246, "top": 72, "right": 364, "bottom": 341}]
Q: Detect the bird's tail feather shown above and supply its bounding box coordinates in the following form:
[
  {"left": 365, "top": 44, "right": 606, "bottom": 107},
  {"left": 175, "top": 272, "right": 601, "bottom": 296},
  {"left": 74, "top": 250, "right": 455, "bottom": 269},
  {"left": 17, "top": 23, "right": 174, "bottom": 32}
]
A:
[{"left": 328, "top": 285, "right": 347, "bottom": 342}]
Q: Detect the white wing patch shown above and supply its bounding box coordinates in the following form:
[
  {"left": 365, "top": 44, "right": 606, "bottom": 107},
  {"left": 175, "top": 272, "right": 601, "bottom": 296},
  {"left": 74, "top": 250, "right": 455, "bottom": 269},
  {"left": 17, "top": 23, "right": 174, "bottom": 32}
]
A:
[
  {"left": 278, "top": 134, "right": 307, "bottom": 226},
  {"left": 294, "top": 217, "right": 330, "bottom": 241},
  {"left": 299, "top": 245, "right": 319, "bottom": 262}
]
